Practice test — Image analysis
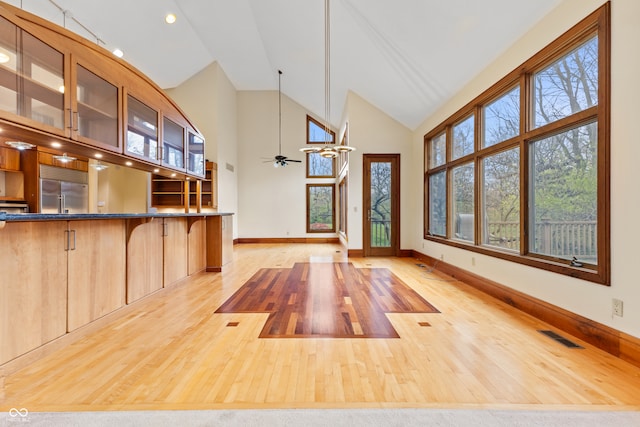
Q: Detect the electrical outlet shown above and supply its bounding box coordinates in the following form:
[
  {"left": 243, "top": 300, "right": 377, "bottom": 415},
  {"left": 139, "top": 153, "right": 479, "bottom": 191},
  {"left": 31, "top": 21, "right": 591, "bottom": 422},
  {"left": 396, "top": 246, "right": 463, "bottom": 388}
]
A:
[
  {"left": 612, "top": 298, "right": 624, "bottom": 317},
  {"left": 471, "top": 257, "right": 476, "bottom": 266},
  {"left": 440, "top": 254, "right": 444, "bottom": 261}
]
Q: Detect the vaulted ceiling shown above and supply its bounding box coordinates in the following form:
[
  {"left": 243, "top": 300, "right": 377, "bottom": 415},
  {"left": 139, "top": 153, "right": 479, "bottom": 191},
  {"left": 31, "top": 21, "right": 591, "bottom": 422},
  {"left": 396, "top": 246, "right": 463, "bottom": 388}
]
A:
[{"left": 10, "top": 0, "right": 562, "bottom": 130}]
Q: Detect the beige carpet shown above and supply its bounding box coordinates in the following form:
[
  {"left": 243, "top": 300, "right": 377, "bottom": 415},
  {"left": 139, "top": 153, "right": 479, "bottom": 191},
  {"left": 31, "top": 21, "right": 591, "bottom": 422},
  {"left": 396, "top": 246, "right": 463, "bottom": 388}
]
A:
[{"left": 3, "top": 408, "right": 640, "bottom": 427}]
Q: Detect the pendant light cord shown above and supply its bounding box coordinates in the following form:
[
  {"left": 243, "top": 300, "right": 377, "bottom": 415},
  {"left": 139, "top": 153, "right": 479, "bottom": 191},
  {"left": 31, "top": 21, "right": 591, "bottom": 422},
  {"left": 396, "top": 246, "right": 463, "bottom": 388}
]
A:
[{"left": 324, "top": 0, "right": 331, "bottom": 145}]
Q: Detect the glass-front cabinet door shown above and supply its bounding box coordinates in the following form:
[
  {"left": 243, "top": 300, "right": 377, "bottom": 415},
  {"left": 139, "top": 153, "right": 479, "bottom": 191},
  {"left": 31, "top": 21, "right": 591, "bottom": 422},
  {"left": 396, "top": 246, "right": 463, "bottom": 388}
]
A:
[
  {"left": 187, "top": 130, "right": 205, "bottom": 177},
  {"left": 125, "top": 94, "right": 158, "bottom": 163},
  {"left": 73, "top": 62, "right": 119, "bottom": 151},
  {"left": 0, "top": 15, "right": 66, "bottom": 136},
  {"left": 162, "top": 116, "right": 184, "bottom": 170}
]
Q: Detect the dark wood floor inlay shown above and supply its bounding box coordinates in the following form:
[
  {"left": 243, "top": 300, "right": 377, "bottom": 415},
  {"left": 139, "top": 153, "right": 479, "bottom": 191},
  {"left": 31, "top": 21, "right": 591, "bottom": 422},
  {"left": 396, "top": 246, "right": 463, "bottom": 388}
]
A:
[{"left": 215, "top": 262, "right": 439, "bottom": 338}]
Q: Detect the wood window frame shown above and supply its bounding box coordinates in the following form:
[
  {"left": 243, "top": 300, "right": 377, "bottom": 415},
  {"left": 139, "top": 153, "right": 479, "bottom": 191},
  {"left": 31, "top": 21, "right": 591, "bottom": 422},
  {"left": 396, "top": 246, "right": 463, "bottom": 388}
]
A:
[
  {"left": 306, "top": 115, "right": 336, "bottom": 178},
  {"left": 306, "top": 183, "right": 336, "bottom": 233},
  {"left": 423, "top": 3, "right": 610, "bottom": 285}
]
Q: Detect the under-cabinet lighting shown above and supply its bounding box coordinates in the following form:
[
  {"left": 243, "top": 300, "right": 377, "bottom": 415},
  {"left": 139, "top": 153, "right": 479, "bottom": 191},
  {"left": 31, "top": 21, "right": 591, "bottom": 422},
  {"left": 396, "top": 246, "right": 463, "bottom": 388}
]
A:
[
  {"left": 91, "top": 161, "right": 108, "bottom": 171},
  {"left": 112, "top": 48, "right": 124, "bottom": 58},
  {"left": 125, "top": 161, "right": 133, "bottom": 166},
  {"left": 153, "top": 168, "right": 160, "bottom": 173},
  {"left": 51, "top": 142, "right": 62, "bottom": 148},
  {"left": 171, "top": 173, "right": 177, "bottom": 177},
  {"left": 5, "top": 141, "right": 35, "bottom": 150},
  {"left": 58, "top": 85, "right": 65, "bottom": 94},
  {"left": 52, "top": 153, "right": 76, "bottom": 163},
  {"left": 165, "top": 13, "right": 177, "bottom": 24},
  {"left": 0, "top": 52, "right": 9, "bottom": 63},
  {"left": 94, "top": 153, "right": 103, "bottom": 158}
]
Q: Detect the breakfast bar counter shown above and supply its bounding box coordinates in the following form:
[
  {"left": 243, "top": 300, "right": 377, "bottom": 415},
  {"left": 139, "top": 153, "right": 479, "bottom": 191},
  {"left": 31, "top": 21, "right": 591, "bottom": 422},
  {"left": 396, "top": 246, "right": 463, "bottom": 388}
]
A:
[{"left": 0, "top": 212, "right": 233, "bottom": 366}]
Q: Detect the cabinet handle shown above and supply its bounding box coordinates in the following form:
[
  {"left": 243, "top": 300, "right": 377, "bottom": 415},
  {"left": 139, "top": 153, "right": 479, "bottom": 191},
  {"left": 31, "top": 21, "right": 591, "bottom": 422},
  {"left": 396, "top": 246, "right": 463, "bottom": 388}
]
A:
[
  {"left": 64, "top": 229, "right": 69, "bottom": 251},
  {"left": 73, "top": 111, "right": 79, "bottom": 132},
  {"left": 70, "top": 229, "right": 76, "bottom": 250},
  {"left": 68, "top": 108, "right": 73, "bottom": 130},
  {"left": 162, "top": 223, "right": 168, "bottom": 237}
]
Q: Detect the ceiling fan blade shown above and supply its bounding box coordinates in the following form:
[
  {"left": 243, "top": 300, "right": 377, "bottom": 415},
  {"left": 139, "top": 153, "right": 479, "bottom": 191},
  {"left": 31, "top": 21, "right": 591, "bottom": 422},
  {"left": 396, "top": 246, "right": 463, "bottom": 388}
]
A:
[{"left": 288, "top": 159, "right": 302, "bottom": 162}]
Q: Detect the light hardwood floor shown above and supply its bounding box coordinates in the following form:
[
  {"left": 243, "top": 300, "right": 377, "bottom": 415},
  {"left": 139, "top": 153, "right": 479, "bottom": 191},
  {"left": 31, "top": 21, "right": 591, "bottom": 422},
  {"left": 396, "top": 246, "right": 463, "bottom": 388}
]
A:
[{"left": 1, "top": 243, "right": 640, "bottom": 411}]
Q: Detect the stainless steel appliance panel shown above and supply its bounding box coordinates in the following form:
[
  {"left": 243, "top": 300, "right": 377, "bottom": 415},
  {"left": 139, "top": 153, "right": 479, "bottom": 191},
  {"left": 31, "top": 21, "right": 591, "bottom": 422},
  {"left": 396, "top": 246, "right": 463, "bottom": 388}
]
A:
[
  {"left": 39, "top": 178, "right": 89, "bottom": 213},
  {"left": 60, "top": 181, "right": 88, "bottom": 214},
  {"left": 40, "top": 178, "right": 62, "bottom": 214}
]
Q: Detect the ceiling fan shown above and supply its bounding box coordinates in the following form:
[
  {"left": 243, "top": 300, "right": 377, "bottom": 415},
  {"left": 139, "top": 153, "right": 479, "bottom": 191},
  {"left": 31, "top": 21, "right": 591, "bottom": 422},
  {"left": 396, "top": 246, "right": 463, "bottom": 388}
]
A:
[{"left": 264, "top": 70, "right": 301, "bottom": 167}]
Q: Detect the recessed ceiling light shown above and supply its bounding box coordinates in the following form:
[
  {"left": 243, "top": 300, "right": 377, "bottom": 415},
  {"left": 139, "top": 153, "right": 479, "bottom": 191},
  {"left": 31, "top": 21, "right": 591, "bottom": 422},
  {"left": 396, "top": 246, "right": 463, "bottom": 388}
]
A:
[
  {"left": 112, "top": 48, "right": 124, "bottom": 58},
  {"left": 165, "top": 13, "right": 177, "bottom": 24},
  {"left": 51, "top": 142, "right": 62, "bottom": 148},
  {"left": 153, "top": 168, "right": 160, "bottom": 173},
  {"left": 125, "top": 161, "right": 133, "bottom": 166},
  {"left": 95, "top": 153, "right": 103, "bottom": 158},
  {"left": 171, "top": 173, "right": 177, "bottom": 177}
]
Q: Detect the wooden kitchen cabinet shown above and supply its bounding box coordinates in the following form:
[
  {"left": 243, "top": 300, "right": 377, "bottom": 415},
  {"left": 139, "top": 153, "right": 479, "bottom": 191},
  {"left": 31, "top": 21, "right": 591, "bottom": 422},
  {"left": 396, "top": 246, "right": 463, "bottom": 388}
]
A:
[
  {"left": 0, "top": 4, "right": 206, "bottom": 178},
  {"left": 163, "top": 217, "right": 188, "bottom": 287},
  {"left": 206, "top": 214, "right": 233, "bottom": 272},
  {"left": 67, "top": 219, "right": 126, "bottom": 331},
  {"left": 126, "top": 218, "right": 164, "bottom": 304},
  {"left": 0, "top": 146, "right": 20, "bottom": 171},
  {"left": 0, "top": 221, "right": 68, "bottom": 365},
  {"left": 188, "top": 217, "right": 207, "bottom": 275}
]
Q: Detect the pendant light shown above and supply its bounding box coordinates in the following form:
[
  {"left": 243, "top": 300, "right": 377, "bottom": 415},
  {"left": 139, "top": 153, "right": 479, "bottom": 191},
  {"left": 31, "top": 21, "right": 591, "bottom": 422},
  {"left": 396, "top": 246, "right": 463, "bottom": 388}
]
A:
[{"left": 300, "top": 0, "right": 355, "bottom": 158}]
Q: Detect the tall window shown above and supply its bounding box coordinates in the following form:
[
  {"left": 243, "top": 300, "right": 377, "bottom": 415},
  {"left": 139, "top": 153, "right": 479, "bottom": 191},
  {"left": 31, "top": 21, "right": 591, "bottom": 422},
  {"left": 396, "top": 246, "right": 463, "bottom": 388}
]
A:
[
  {"left": 424, "top": 4, "right": 609, "bottom": 285},
  {"left": 307, "top": 184, "right": 335, "bottom": 233},
  {"left": 306, "top": 115, "right": 336, "bottom": 178}
]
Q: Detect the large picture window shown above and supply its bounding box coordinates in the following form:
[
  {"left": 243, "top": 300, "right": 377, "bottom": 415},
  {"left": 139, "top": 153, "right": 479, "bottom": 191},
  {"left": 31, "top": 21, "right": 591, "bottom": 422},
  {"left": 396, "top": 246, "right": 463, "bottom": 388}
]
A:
[{"left": 423, "top": 4, "right": 609, "bottom": 285}]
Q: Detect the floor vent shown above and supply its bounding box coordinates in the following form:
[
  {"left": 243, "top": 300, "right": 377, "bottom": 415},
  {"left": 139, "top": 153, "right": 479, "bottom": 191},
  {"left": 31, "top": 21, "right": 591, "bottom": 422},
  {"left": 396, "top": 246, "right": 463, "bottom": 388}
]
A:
[
  {"left": 226, "top": 322, "right": 240, "bottom": 327},
  {"left": 418, "top": 322, "right": 431, "bottom": 327},
  {"left": 538, "top": 330, "right": 583, "bottom": 349}
]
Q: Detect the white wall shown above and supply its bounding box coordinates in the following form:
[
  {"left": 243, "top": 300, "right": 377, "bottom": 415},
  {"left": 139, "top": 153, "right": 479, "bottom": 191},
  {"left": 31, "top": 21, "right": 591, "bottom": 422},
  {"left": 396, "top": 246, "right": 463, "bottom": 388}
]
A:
[
  {"left": 412, "top": 0, "right": 640, "bottom": 338},
  {"left": 166, "top": 62, "right": 239, "bottom": 237},
  {"left": 237, "top": 90, "right": 311, "bottom": 238},
  {"left": 342, "top": 92, "right": 413, "bottom": 251}
]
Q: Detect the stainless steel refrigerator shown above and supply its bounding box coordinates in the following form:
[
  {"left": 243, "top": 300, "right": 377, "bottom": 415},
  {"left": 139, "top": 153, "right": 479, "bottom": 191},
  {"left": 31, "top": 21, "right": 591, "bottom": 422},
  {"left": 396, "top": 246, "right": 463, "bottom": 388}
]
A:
[{"left": 39, "top": 164, "right": 89, "bottom": 214}]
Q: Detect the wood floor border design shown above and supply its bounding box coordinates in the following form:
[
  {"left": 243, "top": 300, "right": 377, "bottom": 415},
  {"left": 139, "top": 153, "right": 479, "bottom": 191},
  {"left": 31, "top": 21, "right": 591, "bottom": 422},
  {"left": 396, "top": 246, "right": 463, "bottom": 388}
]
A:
[
  {"left": 215, "top": 262, "right": 439, "bottom": 338},
  {"left": 412, "top": 250, "right": 640, "bottom": 369}
]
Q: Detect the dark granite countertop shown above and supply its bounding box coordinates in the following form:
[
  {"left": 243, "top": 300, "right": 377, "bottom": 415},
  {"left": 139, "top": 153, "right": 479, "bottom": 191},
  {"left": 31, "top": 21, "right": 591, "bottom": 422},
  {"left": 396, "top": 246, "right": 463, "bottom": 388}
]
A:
[{"left": 0, "top": 212, "right": 233, "bottom": 222}]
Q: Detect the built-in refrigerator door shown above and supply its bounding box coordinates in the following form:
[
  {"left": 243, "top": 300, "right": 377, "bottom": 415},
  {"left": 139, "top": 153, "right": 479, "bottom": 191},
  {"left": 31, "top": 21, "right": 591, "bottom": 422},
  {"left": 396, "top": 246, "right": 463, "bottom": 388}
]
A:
[
  {"left": 40, "top": 179, "right": 62, "bottom": 213},
  {"left": 61, "top": 182, "right": 89, "bottom": 214}
]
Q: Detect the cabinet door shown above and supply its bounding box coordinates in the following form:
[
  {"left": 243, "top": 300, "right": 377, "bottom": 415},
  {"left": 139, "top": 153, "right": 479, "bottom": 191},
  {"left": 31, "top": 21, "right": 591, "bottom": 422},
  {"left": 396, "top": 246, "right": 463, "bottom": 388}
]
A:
[
  {"left": 187, "top": 130, "right": 205, "bottom": 177},
  {"left": 67, "top": 219, "right": 126, "bottom": 331},
  {"left": 0, "top": 15, "right": 67, "bottom": 137},
  {"left": 163, "top": 217, "right": 188, "bottom": 287},
  {"left": 72, "top": 58, "right": 120, "bottom": 152},
  {"left": 127, "top": 219, "right": 164, "bottom": 303},
  {"left": 188, "top": 217, "right": 207, "bottom": 275},
  {"left": 124, "top": 92, "right": 159, "bottom": 163},
  {"left": 0, "top": 146, "right": 20, "bottom": 170},
  {"left": 0, "top": 221, "right": 68, "bottom": 365},
  {"left": 162, "top": 115, "right": 185, "bottom": 170}
]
